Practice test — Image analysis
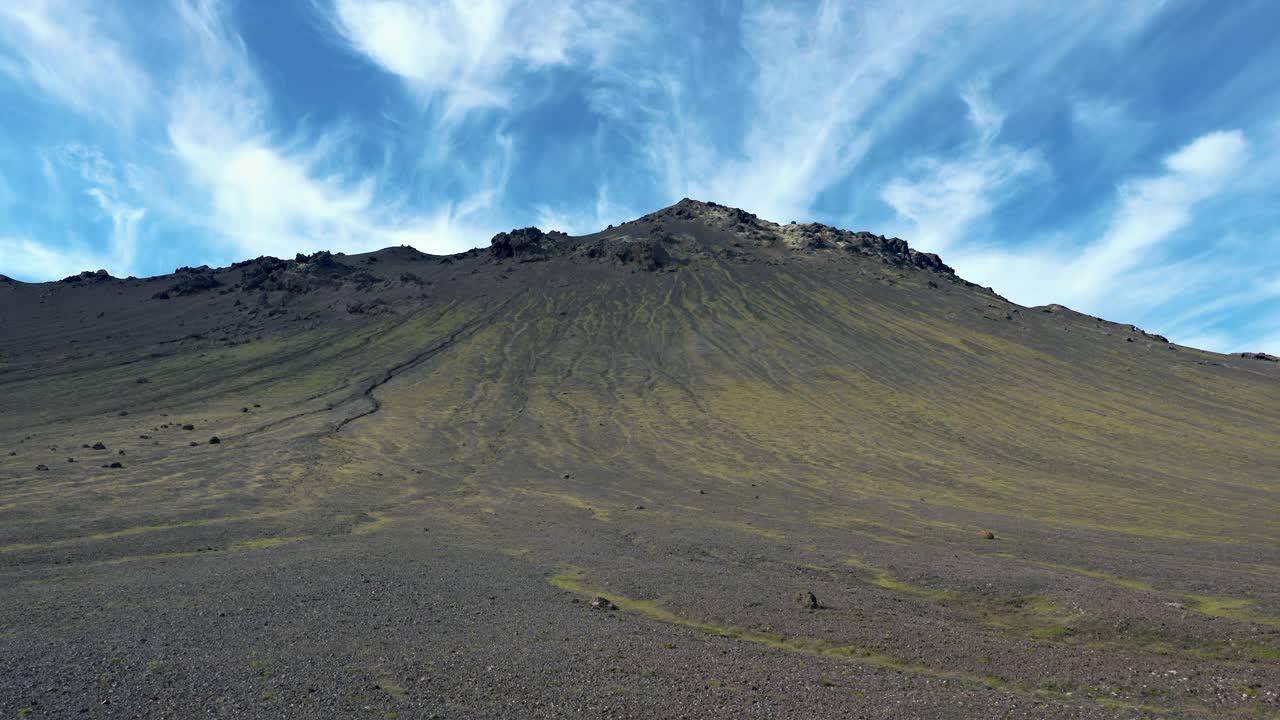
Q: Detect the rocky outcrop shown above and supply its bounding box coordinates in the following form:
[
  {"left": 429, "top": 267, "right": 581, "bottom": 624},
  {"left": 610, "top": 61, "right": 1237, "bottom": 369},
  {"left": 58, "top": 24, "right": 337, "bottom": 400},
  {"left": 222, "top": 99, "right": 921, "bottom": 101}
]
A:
[
  {"left": 60, "top": 269, "right": 113, "bottom": 284},
  {"left": 234, "top": 252, "right": 354, "bottom": 294},
  {"left": 236, "top": 256, "right": 289, "bottom": 291},
  {"left": 1238, "top": 352, "right": 1279, "bottom": 362},
  {"left": 782, "top": 224, "right": 954, "bottom": 274},
  {"left": 615, "top": 237, "right": 672, "bottom": 270},
  {"left": 490, "top": 227, "right": 568, "bottom": 261},
  {"left": 166, "top": 266, "right": 223, "bottom": 296},
  {"left": 632, "top": 199, "right": 956, "bottom": 275},
  {"left": 576, "top": 234, "right": 675, "bottom": 271}
]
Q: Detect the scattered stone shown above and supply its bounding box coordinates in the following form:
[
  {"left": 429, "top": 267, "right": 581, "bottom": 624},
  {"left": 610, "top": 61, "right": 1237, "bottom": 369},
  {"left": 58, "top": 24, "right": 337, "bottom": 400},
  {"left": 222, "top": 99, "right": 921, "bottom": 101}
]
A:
[
  {"left": 35, "top": 464, "right": 48, "bottom": 471},
  {"left": 634, "top": 505, "right": 645, "bottom": 510},
  {"left": 182, "top": 424, "right": 195, "bottom": 431},
  {"left": 590, "top": 596, "right": 616, "bottom": 611},
  {"left": 209, "top": 436, "right": 221, "bottom": 445},
  {"left": 108, "top": 462, "right": 123, "bottom": 469},
  {"left": 92, "top": 442, "right": 106, "bottom": 450},
  {"left": 979, "top": 529, "right": 996, "bottom": 540},
  {"left": 136, "top": 377, "right": 150, "bottom": 384},
  {"left": 794, "top": 590, "right": 820, "bottom": 610},
  {"left": 67, "top": 458, "right": 75, "bottom": 463},
  {"left": 241, "top": 407, "right": 249, "bottom": 413},
  {"left": 189, "top": 442, "right": 198, "bottom": 447},
  {"left": 6, "top": 451, "right": 14, "bottom": 456},
  {"left": 118, "top": 410, "right": 128, "bottom": 416}
]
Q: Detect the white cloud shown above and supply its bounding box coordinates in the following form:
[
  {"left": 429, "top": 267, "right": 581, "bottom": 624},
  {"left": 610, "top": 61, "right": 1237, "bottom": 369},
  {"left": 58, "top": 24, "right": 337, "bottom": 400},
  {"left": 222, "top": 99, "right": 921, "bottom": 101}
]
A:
[
  {"left": 0, "top": 235, "right": 112, "bottom": 280},
  {"left": 1064, "top": 130, "right": 1247, "bottom": 303},
  {"left": 167, "top": 84, "right": 510, "bottom": 259},
  {"left": 0, "top": 2, "right": 149, "bottom": 123},
  {"left": 86, "top": 188, "right": 146, "bottom": 273},
  {"left": 158, "top": 0, "right": 514, "bottom": 260},
  {"left": 1071, "top": 96, "right": 1134, "bottom": 136},
  {"left": 960, "top": 80, "right": 1004, "bottom": 143},
  {"left": 329, "top": 0, "right": 636, "bottom": 121},
  {"left": 0, "top": 0, "right": 521, "bottom": 280},
  {"left": 0, "top": 189, "right": 147, "bottom": 280},
  {"left": 652, "top": 0, "right": 958, "bottom": 222},
  {"left": 0, "top": 142, "right": 149, "bottom": 280},
  {"left": 948, "top": 130, "right": 1256, "bottom": 349},
  {"left": 533, "top": 185, "right": 634, "bottom": 236},
  {"left": 881, "top": 84, "right": 1041, "bottom": 253}
]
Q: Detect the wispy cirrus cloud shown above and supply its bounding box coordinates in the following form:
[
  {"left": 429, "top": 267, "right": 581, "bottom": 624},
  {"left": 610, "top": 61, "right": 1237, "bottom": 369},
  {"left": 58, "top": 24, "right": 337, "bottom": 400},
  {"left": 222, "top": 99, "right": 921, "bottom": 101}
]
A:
[
  {"left": 948, "top": 129, "right": 1267, "bottom": 350},
  {"left": 0, "top": 0, "right": 516, "bottom": 279},
  {"left": 533, "top": 184, "right": 635, "bottom": 236},
  {"left": 633, "top": 0, "right": 966, "bottom": 223},
  {"left": 0, "top": 2, "right": 150, "bottom": 124},
  {"left": 328, "top": 0, "right": 638, "bottom": 121},
  {"left": 0, "top": 0, "right": 1277, "bottom": 352},
  {"left": 880, "top": 82, "right": 1043, "bottom": 254},
  {"left": 166, "top": 0, "right": 513, "bottom": 260},
  {"left": 0, "top": 235, "right": 113, "bottom": 280}
]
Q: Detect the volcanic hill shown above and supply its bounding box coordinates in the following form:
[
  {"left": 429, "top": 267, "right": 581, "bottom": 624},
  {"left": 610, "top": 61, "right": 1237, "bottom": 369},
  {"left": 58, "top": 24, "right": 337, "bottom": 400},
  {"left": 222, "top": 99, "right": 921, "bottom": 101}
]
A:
[{"left": 1, "top": 199, "right": 1277, "bottom": 718}]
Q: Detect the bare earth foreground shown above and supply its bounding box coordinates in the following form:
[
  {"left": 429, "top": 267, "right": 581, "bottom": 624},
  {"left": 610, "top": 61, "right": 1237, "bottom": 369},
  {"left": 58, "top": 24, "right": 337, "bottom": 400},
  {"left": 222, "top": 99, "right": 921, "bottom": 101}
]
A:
[{"left": 1, "top": 200, "right": 1278, "bottom": 719}]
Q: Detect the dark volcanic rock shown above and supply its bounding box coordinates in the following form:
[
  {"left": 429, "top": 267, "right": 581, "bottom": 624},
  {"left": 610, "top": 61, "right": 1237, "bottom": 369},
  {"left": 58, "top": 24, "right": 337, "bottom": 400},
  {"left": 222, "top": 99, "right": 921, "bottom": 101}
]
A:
[
  {"left": 614, "top": 237, "right": 672, "bottom": 271},
  {"left": 91, "top": 442, "right": 106, "bottom": 450},
  {"left": 1239, "top": 352, "right": 1279, "bottom": 362},
  {"left": 346, "top": 298, "right": 391, "bottom": 315},
  {"left": 34, "top": 464, "right": 48, "bottom": 471},
  {"left": 60, "top": 269, "right": 113, "bottom": 284},
  {"left": 167, "top": 268, "right": 223, "bottom": 296},
  {"left": 491, "top": 227, "right": 560, "bottom": 260},
  {"left": 239, "top": 255, "right": 350, "bottom": 294},
  {"left": 237, "top": 256, "right": 287, "bottom": 290},
  {"left": 829, "top": 230, "right": 953, "bottom": 273},
  {"left": 590, "top": 596, "right": 617, "bottom": 611}
]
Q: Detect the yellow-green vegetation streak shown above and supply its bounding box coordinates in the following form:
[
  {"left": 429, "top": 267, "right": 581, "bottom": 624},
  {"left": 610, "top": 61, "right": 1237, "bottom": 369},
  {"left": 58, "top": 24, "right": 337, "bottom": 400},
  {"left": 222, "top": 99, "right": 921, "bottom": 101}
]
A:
[{"left": 548, "top": 567, "right": 1220, "bottom": 716}]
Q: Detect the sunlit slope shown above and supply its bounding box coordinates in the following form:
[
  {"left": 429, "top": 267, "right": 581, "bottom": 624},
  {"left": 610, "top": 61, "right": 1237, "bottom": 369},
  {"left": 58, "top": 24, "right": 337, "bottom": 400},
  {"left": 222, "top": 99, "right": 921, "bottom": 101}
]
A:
[
  {"left": 3, "top": 251, "right": 1277, "bottom": 562},
  {"left": 332, "top": 257, "right": 1280, "bottom": 543}
]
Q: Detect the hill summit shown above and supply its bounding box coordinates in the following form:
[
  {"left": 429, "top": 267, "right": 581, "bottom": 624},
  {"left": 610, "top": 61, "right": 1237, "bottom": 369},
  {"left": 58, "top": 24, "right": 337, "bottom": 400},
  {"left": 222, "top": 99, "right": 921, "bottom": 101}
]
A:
[{"left": 490, "top": 198, "right": 954, "bottom": 274}]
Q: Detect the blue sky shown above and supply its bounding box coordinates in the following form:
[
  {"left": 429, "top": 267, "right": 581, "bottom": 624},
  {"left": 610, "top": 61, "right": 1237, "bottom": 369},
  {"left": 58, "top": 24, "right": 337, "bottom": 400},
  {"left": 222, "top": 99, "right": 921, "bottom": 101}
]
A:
[{"left": 1, "top": 1, "right": 1279, "bottom": 352}]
